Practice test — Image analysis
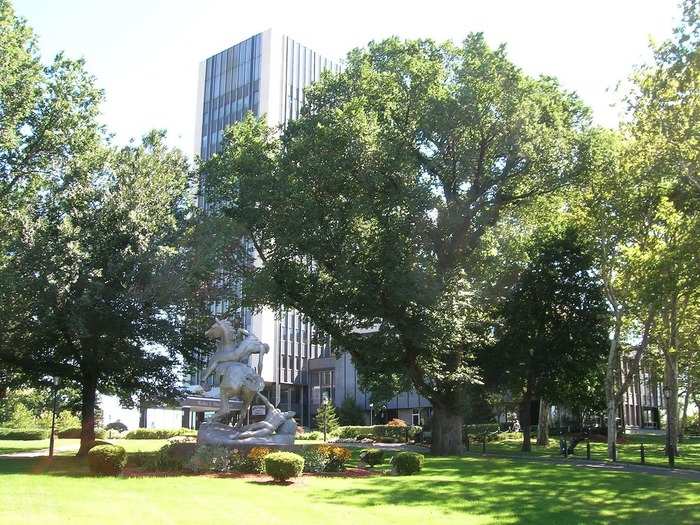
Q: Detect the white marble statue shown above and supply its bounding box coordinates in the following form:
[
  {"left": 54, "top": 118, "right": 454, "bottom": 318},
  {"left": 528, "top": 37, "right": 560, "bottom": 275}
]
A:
[
  {"left": 199, "top": 319, "right": 270, "bottom": 428},
  {"left": 195, "top": 319, "right": 297, "bottom": 447}
]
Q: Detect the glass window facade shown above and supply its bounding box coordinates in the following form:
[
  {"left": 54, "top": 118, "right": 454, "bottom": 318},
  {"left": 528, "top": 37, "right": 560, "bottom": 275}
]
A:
[
  {"left": 281, "top": 35, "right": 342, "bottom": 124},
  {"left": 200, "top": 33, "right": 262, "bottom": 162}
]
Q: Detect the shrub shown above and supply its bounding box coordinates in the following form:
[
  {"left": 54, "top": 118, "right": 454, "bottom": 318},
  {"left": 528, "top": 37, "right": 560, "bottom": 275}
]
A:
[
  {"left": 464, "top": 423, "right": 500, "bottom": 438},
  {"left": 105, "top": 421, "right": 128, "bottom": 433},
  {"left": 333, "top": 425, "right": 421, "bottom": 441},
  {"left": 264, "top": 451, "right": 304, "bottom": 482},
  {"left": 295, "top": 430, "right": 323, "bottom": 440},
  {"left": 376, "top": 436, "right": 401, "bottom": 443},
  {"left": 358, "top": 448, "right": 384, "bottom": 467},
  {"left": 245, "top": 446, "right": 272, "bottom": 473},
  {"left": 87, "top": 444, "right": 127, "bottom": 475},
  {"left": 318, "top": 444, "right": 351, "bottom": 472},
  {"left": 188, "top": 445, "right": 231, "bottom": 473},
  {"left": 124, "top": 427, "right": 196, "bottom": 440},
  {"left": 146, "top": 442, "right": 194, "bottom": 471},
  {"left": 57, "top": 427, "right": 107, "bottom": 439},
  {"left": 301, "top": 446, "right": 330, "bottom": 473},
  {"left": 391, "top": 452, "right": 424, "bottom": 475},
  {"left": 0, "top": 428, "right": 49, "bottom": 440},
  {"left": 387, "top": 418, "right": 407, "bottom": 427}
]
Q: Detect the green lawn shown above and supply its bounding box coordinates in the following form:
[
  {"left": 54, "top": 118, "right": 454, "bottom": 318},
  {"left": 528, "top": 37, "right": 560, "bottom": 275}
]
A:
[
  {"left": 479, "top": 434, "right": 700, "bottom": 470},
  {"left": 1, "top": 452, "right": 699, "bottom": 524},
  {"left": 0, "top": 439, "right": 83, "bottom": 455},
  {"left": 0, "top": 438, "right": 171, "bottom": 456}
]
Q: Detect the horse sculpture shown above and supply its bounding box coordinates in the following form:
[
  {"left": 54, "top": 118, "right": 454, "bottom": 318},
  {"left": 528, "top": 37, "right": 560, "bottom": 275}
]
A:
[{"left": 201, "top": 319, "right": 270, "bottom": 428}]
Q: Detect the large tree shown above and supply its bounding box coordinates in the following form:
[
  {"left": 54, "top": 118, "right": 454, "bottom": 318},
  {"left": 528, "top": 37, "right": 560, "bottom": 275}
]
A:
[
  {"left": 622, "top": 0, "right": 700, "bottom": 455},
  {"left": 0, "top": 131, "right": 231, "bottom": 455},
  {"left": 205, "top": 35, "right": 590, "bottom": 454},
  {"left": 484, "top": 228, "right": 609, "bottom": 451}
]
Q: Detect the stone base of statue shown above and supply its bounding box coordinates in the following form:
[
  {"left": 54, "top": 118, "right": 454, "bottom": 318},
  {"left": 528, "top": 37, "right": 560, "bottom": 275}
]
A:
[{"left": 197, "top": 406, "right": 298, "bottom": 447}]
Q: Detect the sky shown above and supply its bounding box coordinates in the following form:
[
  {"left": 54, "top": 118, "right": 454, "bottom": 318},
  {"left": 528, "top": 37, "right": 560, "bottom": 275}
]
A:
[{"left": 13, "top": 0, "right": 680, "bottom": 157}]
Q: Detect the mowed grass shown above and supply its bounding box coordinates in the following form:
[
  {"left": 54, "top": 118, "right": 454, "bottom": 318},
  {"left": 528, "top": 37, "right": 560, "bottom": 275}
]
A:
[
  {"left": 0, "top": 438, "right": 169, "bottom": 456},
  {"left": 0, "top": 439, "right": 82, "bottom": 455},
  {"left": 1, "top": 452, "right": 699, "bottom": 525},
  {"left": 481, "top": 434, "right": 700, "bottom": 470}
]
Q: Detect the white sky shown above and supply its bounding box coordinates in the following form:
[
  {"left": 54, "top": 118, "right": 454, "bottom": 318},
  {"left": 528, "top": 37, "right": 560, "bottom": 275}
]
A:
[{"left": 14, "top": 0, "right": 680, "bottom": 157}]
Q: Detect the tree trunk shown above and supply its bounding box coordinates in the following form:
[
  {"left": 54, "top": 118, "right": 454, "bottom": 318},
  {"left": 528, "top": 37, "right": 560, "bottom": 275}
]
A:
[
  {"left": 603, "top": 303, "right": 654, "bottom": 459},
  {"left": 664, "top": 357, "right": 680, "bottom": 456},
  {"left": 536, "top": 399, "right": 550, "bottom": 446},
  {"left": 680, "top": 387, "right": 691, "bottom": 439},
  {"left": 77, "top": 370, "right": 98, "bottom": 457},
  {"left": 520, "top": 393, "right": 532, "bottom": 452},
  {"left": 606, "top": 399, "right": 617, "bottom": 457},
  {"left": 430, "top": 404, "right": 464, "bottom": 456}
]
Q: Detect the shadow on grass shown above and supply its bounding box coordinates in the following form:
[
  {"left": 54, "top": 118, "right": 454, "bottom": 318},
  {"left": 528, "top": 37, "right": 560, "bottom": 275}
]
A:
[
  {"left": 0, "top": 456, "right": 92, "bottom": 478},
  {"left": 308, "top": 456, "right": 700, "bottom": 525}
]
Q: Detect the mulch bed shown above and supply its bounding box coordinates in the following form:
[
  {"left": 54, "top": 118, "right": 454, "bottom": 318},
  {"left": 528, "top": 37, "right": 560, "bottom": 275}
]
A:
[
  {"left": 307, "top": 467, "right": 381, "bottom": 478},
  {"left": 122, "top": 467, "right": 380, "bottom": 479}
]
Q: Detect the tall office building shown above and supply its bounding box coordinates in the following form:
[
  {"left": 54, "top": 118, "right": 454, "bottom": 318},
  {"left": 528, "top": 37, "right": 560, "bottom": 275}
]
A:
[{"left": 181, "top": 30, "right": 342, "bottom": 428}]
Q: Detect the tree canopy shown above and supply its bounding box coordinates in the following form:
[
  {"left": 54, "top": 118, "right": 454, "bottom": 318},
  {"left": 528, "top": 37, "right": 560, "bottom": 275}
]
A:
[{"left": 205, "top": 34, "right": 591, "bottom": 454}]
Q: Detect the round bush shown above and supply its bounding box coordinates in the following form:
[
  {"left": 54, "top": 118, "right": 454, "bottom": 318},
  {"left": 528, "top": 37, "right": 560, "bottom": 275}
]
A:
[
  {"left": 264, "top": 452, "right": 304, "bottom": 482},
  {"left": 87, "top": 444, "right": 127, "bottom": 475},
  {"left": 391, "top": 451, "right": 424, "bottom": 475},
  {"left": 105, "top": 421, "right": 128, "bottom": 432},
  {"left": 324, "top": 445, "right": 351, "bottom": 472},
  {"left": 359, "top": 448, "right": 384, "bottom": 467}
]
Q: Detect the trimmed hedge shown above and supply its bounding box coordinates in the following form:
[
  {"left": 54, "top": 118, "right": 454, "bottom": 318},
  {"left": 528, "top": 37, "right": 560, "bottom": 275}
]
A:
[
  {"left": 0, "top": 428, "right": 49, "bottom": 440},
  {"left": 124, "top": 427, "right": 196, "bottom": 439},
  {"left": 87, "top": 444, "right": 127, "bottom": 475},
  {"left": 391, "top": 451, "right": 424, "bottom": 475},
  {"left": 464, "top": 423, "right": 500, "bottom": 437},
  {"left": 333, "top": 425, "right": 421, "bottom": 441},
  {"left": 359, "top": 448, "right": 384, "bottom": 467},
  {"left": 264, "top": 452, "right": 304, "bottom": 482},
  {"left": 57, "top": 427, "right": 107, "bottom": 439}
]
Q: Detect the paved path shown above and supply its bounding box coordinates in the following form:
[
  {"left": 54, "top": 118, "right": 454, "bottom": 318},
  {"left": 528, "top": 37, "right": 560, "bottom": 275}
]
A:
[{"left": 463, "top": 450, "right": 700, "bottom": 481}]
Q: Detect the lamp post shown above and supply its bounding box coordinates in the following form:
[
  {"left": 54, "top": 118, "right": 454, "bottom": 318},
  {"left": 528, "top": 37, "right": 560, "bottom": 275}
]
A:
[
  {"left": 49, "top": 377, "right": 60, "bottom": 458},
  {"left": 663, "top": 385, "right": 674, "bottom": 468},
  {"left": 369, "top": 402, "right": 374, "bottom": 426},
  {"left": 322, "top": 394, "right": 329, "bottom": 442}
]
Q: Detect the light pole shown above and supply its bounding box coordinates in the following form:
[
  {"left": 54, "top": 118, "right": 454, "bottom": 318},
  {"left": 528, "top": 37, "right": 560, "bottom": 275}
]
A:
[
  {"left": 369, "top": 402, "right": 374, "bottom": 426},
  {"left": 322, "top": 394, "right": 329, "bottom": 442},
  {"left": 49, "top": 377, "right": 60, "bottom": 458},
  {"left": 663, "top": 385, "right": 675, "bottom": 468}
]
